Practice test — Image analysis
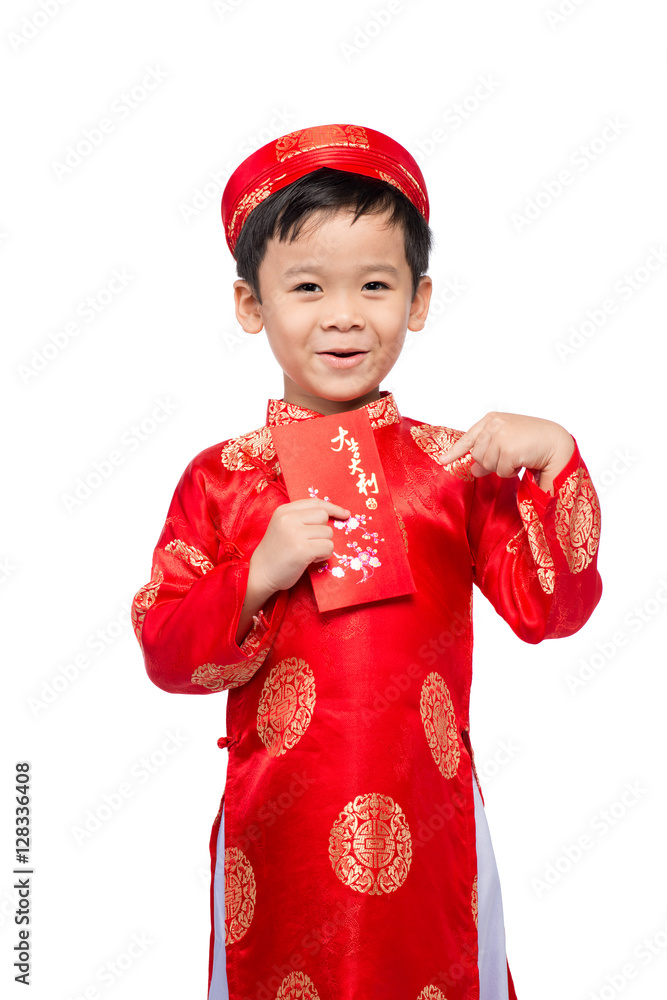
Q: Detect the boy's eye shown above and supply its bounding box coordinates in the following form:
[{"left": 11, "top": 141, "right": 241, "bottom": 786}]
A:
[{"left": 294, "top": 281, "right": 388, "bottom": 293}]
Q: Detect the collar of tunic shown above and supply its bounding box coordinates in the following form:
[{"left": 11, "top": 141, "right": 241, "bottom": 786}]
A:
[{"left": 265, "top": 390, "right": 401, "bottom": 430}]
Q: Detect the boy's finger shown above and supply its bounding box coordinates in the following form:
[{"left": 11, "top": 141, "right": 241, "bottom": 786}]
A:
[{"left": 439, "top": 432, "right": 474, "bottom": 465}]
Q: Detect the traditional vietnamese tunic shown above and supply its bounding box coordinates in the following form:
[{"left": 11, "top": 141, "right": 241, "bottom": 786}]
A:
[{"left": 131, "top": 391, "right": 602, "bottom": 1000}]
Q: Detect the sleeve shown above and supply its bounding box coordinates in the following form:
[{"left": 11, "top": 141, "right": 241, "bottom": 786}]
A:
[
  {"left": 466, "top": 435, "right": 602, "bottom": 643},
  {"left": 131, "top": 457, "right": 289, "bottom": 694}
]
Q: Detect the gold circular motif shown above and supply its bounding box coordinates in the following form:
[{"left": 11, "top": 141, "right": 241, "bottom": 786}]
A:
[
  {"left": 329, "top": 792, "right": 412, "bottom": 895},
  {"left": 410, "top": 424, "right": 475, "bottom": 480},
  {"left": 417, "top": 988, "right": 448, "bottom": 1000},
  {"left": 164, "top": 539, "right": 214, "bottom": 574},
  {"left": 224, "top": 846, "right": 256, "bottom": 946},
  {"left": 471, "top": 874, "right": 478, "bottom": 928},
  {"left": 256, "top": 657, "right": 316, "bottom": 757},
  {"left": 366, "top": 497, "right": 378, "bottom": 509},
  {"left": 275, "top": 971, "right": 321, "bottom": 999},
  {"left": 420, "top": 673, "right": 460, "bottom": 779},
  {"left": 555, "top": 467, "right": 601, "bottom": 573},
  {"left": 131, "top": 570, "right": 163, "bottom": 645},
  {"left": 191, "top": 647, "right": 270, "bottom": 692},
  {"left": 220, "top": 425, "right": 276, "bottom": 472},
  {"left": 516, "top": 499, "right": 555, "bottom": 594}
]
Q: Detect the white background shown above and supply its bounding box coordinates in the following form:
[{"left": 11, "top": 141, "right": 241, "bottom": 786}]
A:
[{"left": 3, "top": 1, "right": 666, "bottom": 998}]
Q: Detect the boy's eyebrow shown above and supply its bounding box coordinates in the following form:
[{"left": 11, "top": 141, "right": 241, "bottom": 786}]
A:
[{"left": 281, "top": 262, "right": 401, "bottom": 278}]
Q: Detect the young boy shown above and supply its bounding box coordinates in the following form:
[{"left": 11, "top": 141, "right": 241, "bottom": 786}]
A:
[{"left": 132, "top": 123, "right": 602, "bottom": 1000}]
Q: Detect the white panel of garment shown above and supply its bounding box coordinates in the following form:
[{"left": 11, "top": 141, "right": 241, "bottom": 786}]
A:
[
  {"left": 473, "top": 774, "right": 510, "bottom": 1000},
  {"left": 209, "top": 800, "right": 229, "bottom": 1000}
]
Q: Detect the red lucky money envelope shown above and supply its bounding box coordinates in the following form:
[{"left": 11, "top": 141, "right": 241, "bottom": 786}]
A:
[{"left": 270, "top": 407, "right": 415, "bottom": 612}]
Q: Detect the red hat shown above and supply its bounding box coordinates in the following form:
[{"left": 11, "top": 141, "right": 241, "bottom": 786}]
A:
[{"left": 221, "top": 123, "right": 429, "bottom": 258}]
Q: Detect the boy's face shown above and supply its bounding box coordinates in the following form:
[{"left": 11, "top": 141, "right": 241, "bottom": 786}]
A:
[{"left": 233, "top": 207, "right": 432, "bottom": 415}]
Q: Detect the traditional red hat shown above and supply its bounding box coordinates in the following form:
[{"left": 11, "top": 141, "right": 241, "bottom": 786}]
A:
[{"left": 221, "top": 123, "right": 429, "bottom": 258}]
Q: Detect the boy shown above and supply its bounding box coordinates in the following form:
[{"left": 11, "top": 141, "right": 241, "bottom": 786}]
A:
[{"left": 132, "top": 123, "right": 602, "bottom": 1000}]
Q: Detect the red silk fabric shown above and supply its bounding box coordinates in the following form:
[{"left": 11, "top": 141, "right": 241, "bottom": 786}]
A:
[
  {"left": 132, "top": 391, "right": 602, "bottom": 999},
  {"left": 221, "top": 123, "right": 430, "bottom": 257}
]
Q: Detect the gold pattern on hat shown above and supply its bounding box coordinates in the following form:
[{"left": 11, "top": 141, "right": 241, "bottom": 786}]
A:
[
  {"left": 275, "top": 971, "right": 321, "bottom": 998},
  {"left": 420, "top": 673, "right": 460, "bottom": 779},
  {"left": 224, "top": 846, "right": 256, "bottom": 946},
  {"left": 256, "top": 657, "right": 316, "bottom": 757},
  {"left": 275, "top": 125, "right": 370, "bottom": 162},
  {"left": 555, "top": 466, "right": 601, "bottom": 573},
  {"left": 329, "top": 792, "right": 412, "bottom": 895},
  {"left": 410, "top": 424, "right": 475, "bottom": 480}
]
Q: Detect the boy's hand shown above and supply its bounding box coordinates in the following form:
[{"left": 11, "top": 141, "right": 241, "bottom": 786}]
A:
[
  {"left": 249, "top": 498, "right": 351, "bottom": 597},
  {"left": 439, "top": 412, "right": 575, "bottom": 494}
]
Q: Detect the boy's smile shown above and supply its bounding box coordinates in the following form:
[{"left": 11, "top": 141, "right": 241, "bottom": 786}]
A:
[{"left": 233, "top": 208, "right": 432, "bottom": 416}]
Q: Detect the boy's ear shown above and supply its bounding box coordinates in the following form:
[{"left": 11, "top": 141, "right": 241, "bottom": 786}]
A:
[
  {"left": 407, "top": 274, "right": 433, "bottom": 332},
  {"left": 233, "top": 279, "right": 264, "bottom": 334}
]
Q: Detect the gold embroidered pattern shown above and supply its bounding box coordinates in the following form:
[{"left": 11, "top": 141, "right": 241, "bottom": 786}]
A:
[
  {"left": 329, "top": 792, "right": 412, "bottom": 895},
  {"left": 395, "top": 508, "right": 409, "bottom": 553},
  {"left": 275, "top": 971, "right": 321, "bottom": 999},
  {"left": 378, "top": 169, "right": 414, "bottom": 207},
  {"left": 220, "top": 425, "right": 277, "bottom": 471},
  {"left": 227, "top": 178, "right": 277, "bottom": 243},
  {"left": 516, "top": 499, "right": 556, "bottom": 594},
  {"left": 417, "top": 988, "right": 447, "bottom": 1000},
  {"left": 266, "top": 393, "right": 400, "bottom": 429},
  {"left": 420, "top": 673, "right": 460, "bottom": 779},
  {"left": 224, "top": 846, "right": 256, "bottom": 946},
  {"left": 131, "top": 570, "right": 163, "bottom": 646},
  {"left": 164, "top": 539, "right": 214, "bottom": 574},
  {"left": 410, "top": 424, "right": 475, "bottom": 480},
  {"left": 555, "top": 467, "right": 601, "bottom": 573},
  {"left": 275, "top": 124, "right": 370, "bottom": 162},
  {"left": 471, "top": 874, "right": 478, "bottom": 928},
  {"left": 256, "top": 657, "right": 316, "bottom": 757},
  {"left": 191, "top": 647, "right": 270, "bottom": 692}
]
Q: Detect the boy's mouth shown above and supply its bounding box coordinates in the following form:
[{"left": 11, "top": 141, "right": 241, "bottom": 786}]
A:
[{"left": 317, "top": 350, "right": 369, "bottom": 369}]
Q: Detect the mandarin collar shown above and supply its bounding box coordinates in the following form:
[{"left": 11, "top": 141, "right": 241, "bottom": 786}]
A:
[{"left": 266, "top": 390, "right": 401, "bottom": 430}]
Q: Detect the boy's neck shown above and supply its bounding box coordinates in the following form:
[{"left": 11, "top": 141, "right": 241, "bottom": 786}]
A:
[{"left": 281, "top": 380, "right": 382, "bottom": 416}]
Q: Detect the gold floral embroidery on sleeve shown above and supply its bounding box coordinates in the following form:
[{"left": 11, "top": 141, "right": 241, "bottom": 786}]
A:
[
  {"left": 410, "top": 423, "right": 475, "bottom": 480},
  {"left": 164, "top": 539, "right": 214, "bottom": 574},
  {"left": 131, "top": 569, "right": 164, "bottom": 647},
  {"left": 555, "top": 466, "right": 601, "bottom": 573},
  {"left": 514, "top": 498, "right": 556, "bottom": 595}
]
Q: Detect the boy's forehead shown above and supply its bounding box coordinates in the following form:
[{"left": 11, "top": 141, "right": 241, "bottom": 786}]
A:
[{"left": 264, "top": 209, "right": 409, "bottom": 274}]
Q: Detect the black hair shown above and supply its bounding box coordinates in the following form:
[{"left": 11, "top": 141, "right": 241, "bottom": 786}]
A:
[{"left": 233, "top": 166, "right": 434, "bottom": 303}]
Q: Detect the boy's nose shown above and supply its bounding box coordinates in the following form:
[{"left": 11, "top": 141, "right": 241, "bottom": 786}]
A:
[{"left": 320, "top": 306, "right": 364, "bottom": 331}]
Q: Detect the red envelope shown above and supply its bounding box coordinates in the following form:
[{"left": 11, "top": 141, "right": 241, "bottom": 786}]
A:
[{"left": 270, "top": 408, "right": 415, "bottom": 612}]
